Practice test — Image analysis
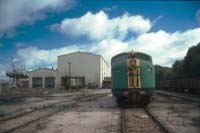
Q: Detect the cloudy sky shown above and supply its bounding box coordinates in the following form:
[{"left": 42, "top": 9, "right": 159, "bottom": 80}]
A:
[{"left": 0, "top": 0, "right": 200, "bottom": 79}]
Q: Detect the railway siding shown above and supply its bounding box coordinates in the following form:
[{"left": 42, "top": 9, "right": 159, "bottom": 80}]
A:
[
  {"left": 149, "top": 92, "right": 200, "bottom": 133},
  {"left": 145, "top": 108, "right": 175, "bottom": 133},
  {"left": 0, "top": 92, "right": 110, "bottom": 133},
  {"left": 32, "top": 93, "right": 121, "bottom": 133},
  {"left": 155, "top": 90, "right": 200, "bottom": 103}
]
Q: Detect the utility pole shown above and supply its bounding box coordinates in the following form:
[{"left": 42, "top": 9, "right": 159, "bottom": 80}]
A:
[
  {"left": 12, "top": 63, "right": 15, "bottom": 82},
  {"left": 68, "top": 62, "right": 71, "bottom": 90}
]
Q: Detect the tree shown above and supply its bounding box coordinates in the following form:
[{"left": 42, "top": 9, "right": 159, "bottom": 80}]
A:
[
  {"left": 183, "top": 42, "right": 200, "bottom": 78},
  {"left": 155, "top": 42, "right": 200, "bottom": 81},
  {"left": 155, "top": 65, "right": 172, "bottom": 80},
  {"left": 171, "top": 60, "right": 184, "bottom": 79}
]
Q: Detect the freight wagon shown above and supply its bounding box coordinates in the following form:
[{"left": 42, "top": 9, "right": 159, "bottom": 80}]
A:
[{"left": 157, "top": 79, "right": 200, "bottom": 93}]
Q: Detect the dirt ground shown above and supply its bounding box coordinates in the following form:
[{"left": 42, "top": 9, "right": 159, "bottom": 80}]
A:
[
  {"left": 1, "top": 89, "right": 199, "bottom": 133},
  {"left": 0, "top": 89, "right": 110, "bottom": 119},
  {"left": 0, "top": 88, "right": 61, "bottom": 100},
  {"left": 148, "top": 93, "right": 200, "bottom": 133},
  {"left": 36, "top": 94, "right": 121, "bottom": 133}
]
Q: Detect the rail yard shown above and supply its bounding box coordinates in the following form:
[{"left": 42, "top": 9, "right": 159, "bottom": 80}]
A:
[
  {"left": 0, "top": 89, "right": 199, "bottom": 133},
  {"left": 1, "top": 0, "right": 200, "bottom": 132},
  {"left": 0, "top": 51, "right": 200, "bottom": 133}
]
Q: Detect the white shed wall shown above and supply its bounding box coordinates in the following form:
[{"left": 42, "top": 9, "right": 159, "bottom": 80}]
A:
[
  {"left": 100, "top": 57, "right": 111, "bottom": 86},
  {"left": 57, "top": 52, "right": 101, "bottom": 88}
]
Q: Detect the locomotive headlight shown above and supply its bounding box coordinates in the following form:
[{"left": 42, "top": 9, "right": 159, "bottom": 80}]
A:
[
  {"left": 146, "top": 65, "right": 152, "bottom": 72},
  {"left": 131, "top": 59, "right": 136, "bottom": 65}
]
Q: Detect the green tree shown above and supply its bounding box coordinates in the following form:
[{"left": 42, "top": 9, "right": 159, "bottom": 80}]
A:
[
  {"left": 155, "top": 65, "right": 172, "bottom": 81},
  {"left": 183, "top": 42, "right": 200, "bottom": 78},
  {"left": 155, "top": 42, "right": 200, "bottom": 80},
  {"left": 171, "top": 60, "right": 184, "bottom": 79}
]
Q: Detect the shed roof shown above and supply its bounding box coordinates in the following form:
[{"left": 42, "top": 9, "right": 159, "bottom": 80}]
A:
[
  {"left": 58, "top": 51, "right": 110, "bottom": 67},
  {"left": 58, "top": 51, "right": 101, "bottom": 58}
]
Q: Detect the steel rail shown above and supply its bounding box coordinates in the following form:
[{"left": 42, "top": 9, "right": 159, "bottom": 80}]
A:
[
  {"left": 155, "top": 91, "right": 200, "bottom": 103},
  {"left": 144, "top": 107, "right": 175, "bottom": 133},
  {"left": 0, "top": 92, "right": 110, "bottom": 133},
  {"left": 0, "top": 92, "right": 110, "bottom": 122},
  {"left": 121, "top": 109, "right": 125, "bottom": 133},
  {"left": 121, "top": 107, "right": 174, "bottom": 133}
]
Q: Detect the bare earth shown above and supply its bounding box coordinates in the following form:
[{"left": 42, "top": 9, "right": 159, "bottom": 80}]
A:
[
  {"left": 38, "top": 94, "right": 121, "bottom": 133},
  {"left": 148, "top": 93, "right": 200, "bottom": 133},
  {"left": 16, "top": 94, "right": 121, "bottom": 133},
  {"left": 1, "top": 89, "right": 199, "bottom": 133}
]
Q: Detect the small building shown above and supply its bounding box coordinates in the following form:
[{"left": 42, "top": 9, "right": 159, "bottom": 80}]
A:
[
  {"left": 57, "top": 52, "right": 110, "bottom": 89},
  {"left": 28, "top": 68, "right": 57, "bottom": 89}
]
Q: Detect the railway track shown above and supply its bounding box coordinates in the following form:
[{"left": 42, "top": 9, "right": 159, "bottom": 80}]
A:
[
  {"left": 0, "top": 92, "right": 110, "bottom": 122},
  {"left": 0, "top": 92, "right": 110, "bottom": 133},
  {"left": 0, "top": 95, "right": 75, "bottom": 122},
  {"left": 155, "top": 90, "right": 200, "bottom": 103},
  {"left": 121, "top": 107, "right": 172, "bottom": 133}
]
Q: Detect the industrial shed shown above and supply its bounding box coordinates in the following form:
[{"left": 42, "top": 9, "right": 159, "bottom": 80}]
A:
[
  {"left": 57, "top": 52, "right": 110, "bottom": 89},
  {"left": 28, "top": 68, "right": 58, "bottom": 89}
]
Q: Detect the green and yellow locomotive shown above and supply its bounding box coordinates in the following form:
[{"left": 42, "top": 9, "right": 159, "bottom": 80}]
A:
[{"left": 111, "top": 51, "right": 155, "bottom": 106}]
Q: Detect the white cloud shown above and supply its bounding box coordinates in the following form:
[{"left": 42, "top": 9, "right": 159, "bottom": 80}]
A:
[
  {"left": 131, "top": 28, "right": 200, "bottom": 66},
  {"left": 0, "top": 71, "right": 6, "bottom": 79},
  {"left": 13, "top": 45, "right": 82, "bottom": 69},
  {"left": 13, "top": 27, "right": 200, "bottom": 69},
  {"left": 89, "top": 39, "right": 129, "bottom": 64},
  {"left": 53, "top": 11, "right": 151, "bottom": 40},
  {"left": 89, "top": 28, "right": 200, "bottom": 66},
  {"left": 0, "top": 0, "right": 75, "bottom": 36},
  {"left": 12, "top": 10, "right": 200, "bottom": 69}
]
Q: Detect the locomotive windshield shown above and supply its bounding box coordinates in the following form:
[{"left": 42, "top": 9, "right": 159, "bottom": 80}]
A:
[
  {"left": 133, "top": 53, "right": 152, "bottom": 62},
  {"left": 111, "top": 53, "right": 128, "bottom": 64},
  {"left": 111, "top": 52, "right": 152, "bottom": 64}
]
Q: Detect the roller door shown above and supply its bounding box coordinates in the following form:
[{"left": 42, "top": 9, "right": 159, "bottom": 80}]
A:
[
  {"left": 32, "top": 77, "right": 42, "bottom": 88},
  {"left": 45, "top": 77, "right": 55, "bottom": 88}
]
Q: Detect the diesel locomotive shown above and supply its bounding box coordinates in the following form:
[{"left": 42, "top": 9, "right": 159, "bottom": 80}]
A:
[{"left": 111, "top": 51, "right": 155, "bottom": 106}]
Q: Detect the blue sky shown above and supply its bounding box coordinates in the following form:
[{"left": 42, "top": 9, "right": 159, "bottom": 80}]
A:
[{"left": 0, "top": 0, "right": 200, "bottom": 79}]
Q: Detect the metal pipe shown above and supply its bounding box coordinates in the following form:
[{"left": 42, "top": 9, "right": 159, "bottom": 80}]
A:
[{"left": 68, "top": 62, "right": 71, "bottom": 90}]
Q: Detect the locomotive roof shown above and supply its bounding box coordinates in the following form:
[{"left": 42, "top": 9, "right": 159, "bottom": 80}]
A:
[
  {"left": 112, "top": 52, "right": 128, "bottom": 59},
  {"left": 111, "top": 51, "right": 152, "bottom": 62}
]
